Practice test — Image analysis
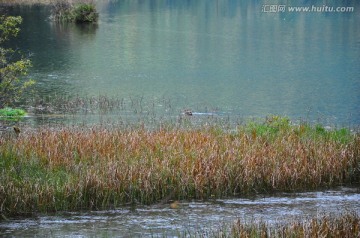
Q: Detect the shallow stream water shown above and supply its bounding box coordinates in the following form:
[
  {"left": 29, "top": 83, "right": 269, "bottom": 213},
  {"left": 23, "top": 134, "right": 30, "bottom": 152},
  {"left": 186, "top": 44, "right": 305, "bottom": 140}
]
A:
[{"left": 1, "top": 187, "right": 359, "bottom": 237}]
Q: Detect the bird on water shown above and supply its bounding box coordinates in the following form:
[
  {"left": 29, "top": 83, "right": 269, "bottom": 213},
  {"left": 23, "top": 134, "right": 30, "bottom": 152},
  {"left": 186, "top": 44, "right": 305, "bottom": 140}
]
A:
[{"left": 184, "top": 110, "right": 193, "bottom": 116}]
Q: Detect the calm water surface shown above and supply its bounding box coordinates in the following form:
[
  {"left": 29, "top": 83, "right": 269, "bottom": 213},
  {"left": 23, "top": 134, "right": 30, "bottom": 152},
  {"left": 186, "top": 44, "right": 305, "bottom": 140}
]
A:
[{"left": 5, "top": 0, "right": 360, "bottom": 126}]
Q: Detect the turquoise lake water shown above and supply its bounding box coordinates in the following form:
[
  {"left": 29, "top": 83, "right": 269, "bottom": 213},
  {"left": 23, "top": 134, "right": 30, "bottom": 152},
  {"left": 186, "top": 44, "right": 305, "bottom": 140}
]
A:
[{"left": 5, "top": 0, "right": 360, "bottom": 126}]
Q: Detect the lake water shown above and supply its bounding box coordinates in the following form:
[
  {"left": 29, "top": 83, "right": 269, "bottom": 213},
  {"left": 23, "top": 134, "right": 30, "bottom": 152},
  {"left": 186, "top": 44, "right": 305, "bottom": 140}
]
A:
[{"left": 3, "top": 0, "right": 360, "bottom": 126}]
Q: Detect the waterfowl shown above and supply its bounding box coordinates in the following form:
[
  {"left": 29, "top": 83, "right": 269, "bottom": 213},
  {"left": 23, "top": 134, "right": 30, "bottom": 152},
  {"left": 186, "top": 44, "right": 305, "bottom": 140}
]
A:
[
  {"left": 170, "top": 201, "right": 179, "bottom": 209},
  {"left": 184, "top": 110, "right": 193, "bottom": 116}
]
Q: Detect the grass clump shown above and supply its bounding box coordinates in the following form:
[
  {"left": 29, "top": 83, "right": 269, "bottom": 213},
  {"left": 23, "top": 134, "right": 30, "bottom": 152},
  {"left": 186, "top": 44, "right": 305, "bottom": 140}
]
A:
[
  {"left": 0, "top": 117, "right": 359, "bottom": 218},
  {"left": 72, "top": 2, "right": 98, "bottom": 23},
  {"left": 248, "top": 115, "right": 354, "bottom": 144},
  {"left": 0, "top": 107, "right": 26, "bottom": 118},
  {"left": 205, "top": 213, "right": 360, "bottom": 238},
  {"left": 51, "top": 0, "right": 98, "bottom": 23}
]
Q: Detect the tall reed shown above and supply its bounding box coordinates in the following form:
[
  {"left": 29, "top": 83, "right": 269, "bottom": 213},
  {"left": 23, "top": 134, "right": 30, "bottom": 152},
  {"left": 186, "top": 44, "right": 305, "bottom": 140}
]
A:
[
  {"left": 199, "top": 213, "right": 360, "bottom": 238},
  {"left": 0, "top": 117, "right": 359, "bottom": 217}
]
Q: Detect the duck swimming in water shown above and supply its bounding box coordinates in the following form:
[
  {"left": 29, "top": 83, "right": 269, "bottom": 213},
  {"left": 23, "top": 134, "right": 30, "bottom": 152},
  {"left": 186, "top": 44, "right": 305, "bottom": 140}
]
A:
[{"left": 184, "top": 110, "right": 193, "bottom": 116}]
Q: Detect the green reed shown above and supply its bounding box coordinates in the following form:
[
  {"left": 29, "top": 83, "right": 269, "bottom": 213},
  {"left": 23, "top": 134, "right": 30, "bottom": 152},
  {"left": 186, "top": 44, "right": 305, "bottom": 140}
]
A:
[{"left": 0, "top": 116, "right": 359, "bottom": 218}]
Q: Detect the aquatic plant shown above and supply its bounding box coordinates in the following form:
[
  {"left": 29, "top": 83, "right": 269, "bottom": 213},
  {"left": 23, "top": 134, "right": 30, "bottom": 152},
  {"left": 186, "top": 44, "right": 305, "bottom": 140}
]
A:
[
  {"left": 247, "top": 115, "right": 354, "bottom": 144},
  {"left": 0, "top": 107, "right": 26, "bottom": 117},
  {"left": 25, "top": 94, "right": 127, "bottom": 114},
  {"left": 0, "top": 107, "right": 26, "bottom": 122},
  {"left": 50, "top": 0, "right": 98, "bottom": 23},
  {"left": 72, "top": 2, "right": 98, "bottom": 23},
  {"left": 202, "top": 213, "right": 360, "bottom": 238},
  {"left": 0, "top": 118, "right": 359, "bottom": 218}
]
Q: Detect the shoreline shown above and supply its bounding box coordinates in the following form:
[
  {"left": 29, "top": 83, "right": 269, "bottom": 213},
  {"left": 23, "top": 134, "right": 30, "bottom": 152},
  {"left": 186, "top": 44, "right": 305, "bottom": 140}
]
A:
[
  {"left": 0, "top": 0, "right": 94, "bottom": 6},
  {"left": 0, "top": 0, "right": 53, "bottom": 5},
  {"left": 0, "top": 0, "right": 88, "bottom": 5}
]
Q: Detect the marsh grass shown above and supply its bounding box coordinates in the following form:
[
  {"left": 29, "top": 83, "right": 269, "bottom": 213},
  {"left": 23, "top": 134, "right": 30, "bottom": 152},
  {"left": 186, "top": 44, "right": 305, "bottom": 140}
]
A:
[
  {"left": 194, "top": 213, "right": 360, "bottom": 238},
  {"left": 50, "top": 0, "right": 98, "bottom": 23},
  {"left": 0, "top": 116, "right": 359, "bottom": 218},
  {"left": 25, "top": 94, "right": 127, "bottom": 114},
  {"left": 23, "top": 94, "right": 183, "bottom": 128}
]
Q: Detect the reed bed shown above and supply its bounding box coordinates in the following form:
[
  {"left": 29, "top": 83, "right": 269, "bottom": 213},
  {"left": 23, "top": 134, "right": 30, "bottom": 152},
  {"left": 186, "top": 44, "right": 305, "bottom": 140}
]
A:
[
  {"left": 25, "top": 94, "right": 128, "bottom": 114},
  {"left": 0, "top": 0, "right": 93, "bottom": 6},
  {"left": 192, "top": 213, "right": 360, "bottom": 238},
  {"left": 0, "top": 117, "right": 359, "bottom": 217}
]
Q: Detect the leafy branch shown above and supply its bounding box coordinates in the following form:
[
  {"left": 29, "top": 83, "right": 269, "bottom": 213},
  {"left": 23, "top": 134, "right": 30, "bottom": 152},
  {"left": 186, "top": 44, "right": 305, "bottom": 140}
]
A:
[{"left": 0, "top": 15, "right": 35, "bottom": 108}]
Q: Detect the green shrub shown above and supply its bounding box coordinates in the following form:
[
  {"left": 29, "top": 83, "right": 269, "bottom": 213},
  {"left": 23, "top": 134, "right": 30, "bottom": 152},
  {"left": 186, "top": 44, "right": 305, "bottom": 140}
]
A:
[
  {"left": 247, "top": 115, "right": 291, "bottom": 138},
  {"left": 73, "top": 3, "right": 98, "bottom": 23},
  {"left": 0, "top": 107, "right": 26, "bottom": 117},
  {"left": 246, "top": 116, "right": 354, "bottom": 144},
  {"left": 51, "top": 1, "right": 99, "bottom": 23}
]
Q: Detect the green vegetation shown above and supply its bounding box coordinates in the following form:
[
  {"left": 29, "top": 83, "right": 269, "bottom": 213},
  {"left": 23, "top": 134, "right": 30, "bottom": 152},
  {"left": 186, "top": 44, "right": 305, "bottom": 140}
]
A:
[
  {"left": 0, "top": 15, "right": 34, "bottom": 108},
  {"left": 0, "top": 0, "right": 99, "bottom": 23},
  {"left": 0, "top": 107, "right": 26, "bottom": 119},
  {"left": 0, "top": 117, "right": 359, "bottom": 218},
  {"left": 247, "top": 115, "right": 354, "bottom": 144},
  {"left": 72, "top": 2, "right": 98, "bottom": 23},
  {"left": 51, "top": 0, "right": 99, "bottom": 23}
]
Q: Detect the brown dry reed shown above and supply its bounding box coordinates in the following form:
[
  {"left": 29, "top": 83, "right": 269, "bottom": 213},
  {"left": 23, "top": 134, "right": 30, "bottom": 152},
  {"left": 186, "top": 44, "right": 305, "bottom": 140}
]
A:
[
  {"left": 207, "top": 213, "right": 360, "bottom": 238},
  {"left": 0, "top": 117, "right": 359, "bottom": 217}
]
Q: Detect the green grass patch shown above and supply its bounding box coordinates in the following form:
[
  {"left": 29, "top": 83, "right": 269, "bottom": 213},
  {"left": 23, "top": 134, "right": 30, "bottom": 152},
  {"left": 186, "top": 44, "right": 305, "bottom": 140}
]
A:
[
  {"left": 0, "top": 107, "right": 26, "bottom": 118},
  {"left": 245, "top": 115, "right": 354, "bottom": 144},
  {"left": 51, "top": 1, "right": 99, "bottom": 23}
]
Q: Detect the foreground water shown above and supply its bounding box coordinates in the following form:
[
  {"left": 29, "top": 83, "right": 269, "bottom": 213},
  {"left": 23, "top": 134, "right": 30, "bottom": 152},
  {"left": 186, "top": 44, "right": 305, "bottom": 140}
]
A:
[
  {"left": 1, "top": 187, "right": 359, "bottom": 237},
  {"left": 3, "top": 0, "right": 360, "bottom": 126}
]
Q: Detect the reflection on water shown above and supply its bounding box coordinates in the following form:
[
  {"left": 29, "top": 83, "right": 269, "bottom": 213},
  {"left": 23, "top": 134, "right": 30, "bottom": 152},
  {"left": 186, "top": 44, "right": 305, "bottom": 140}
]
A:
[
  {"left": 4, "top": 0, "right": 360, "bottom": 126},
  {"left": 1, "top": 187, "right": 359, "bottom": 237}
]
